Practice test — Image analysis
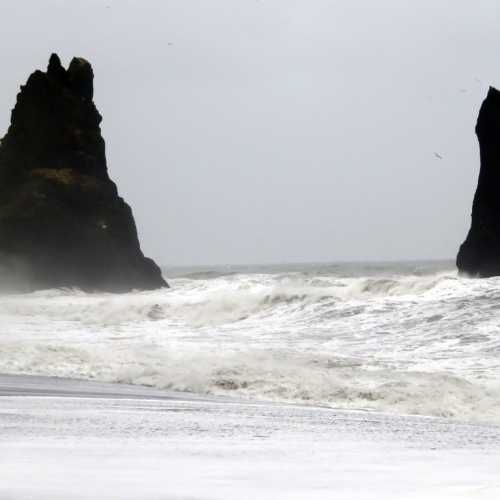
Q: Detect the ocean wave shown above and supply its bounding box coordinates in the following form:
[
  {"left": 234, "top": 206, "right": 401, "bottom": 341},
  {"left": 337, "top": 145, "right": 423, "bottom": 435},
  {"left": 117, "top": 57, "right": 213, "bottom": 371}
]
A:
[
  {"left": 0, "top": 344, "right": 498, "bottom": 422},
  {"left": 1, "top": 267, "right": 500, "bottom": 423},
  {"left": 0, "top": 271, "right": 460, "bottom": 327}
]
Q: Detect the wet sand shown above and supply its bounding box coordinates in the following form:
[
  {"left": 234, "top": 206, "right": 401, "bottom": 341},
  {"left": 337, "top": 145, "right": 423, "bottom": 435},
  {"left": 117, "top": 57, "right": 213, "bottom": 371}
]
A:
[{"left": 1, "top": 374, "right": 500, "bottom": 500}]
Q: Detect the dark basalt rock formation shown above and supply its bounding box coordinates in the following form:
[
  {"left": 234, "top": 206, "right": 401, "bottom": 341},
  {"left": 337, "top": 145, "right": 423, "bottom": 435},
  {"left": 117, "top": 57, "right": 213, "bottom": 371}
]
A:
[
  {"left": 457, "top": 87, "right": 500, "bottom": 277},
  {"left": 0, "top": 54, "right": 167, "bottom": 291}
]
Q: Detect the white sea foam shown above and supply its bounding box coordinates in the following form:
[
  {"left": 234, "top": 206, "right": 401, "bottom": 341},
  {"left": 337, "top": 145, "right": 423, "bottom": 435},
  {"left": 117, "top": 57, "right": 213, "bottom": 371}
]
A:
[{"left": 1, "top": 262, "right": 500, "bottom": 422}]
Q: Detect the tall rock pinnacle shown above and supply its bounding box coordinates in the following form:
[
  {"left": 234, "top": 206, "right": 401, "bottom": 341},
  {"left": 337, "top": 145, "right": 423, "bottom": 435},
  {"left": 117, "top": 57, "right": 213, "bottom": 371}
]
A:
[
  {"left": 457, "top": 87, "right": 500, "bottom": 277},
  {"left": 0, "top": 54, "right": 167, "bottom": 291}
]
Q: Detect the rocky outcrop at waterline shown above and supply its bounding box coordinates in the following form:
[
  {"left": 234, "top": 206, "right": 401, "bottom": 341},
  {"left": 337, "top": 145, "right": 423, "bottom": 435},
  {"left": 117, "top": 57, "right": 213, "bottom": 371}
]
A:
[
  {"left": 0, "top": 54, "right": 167, "bottom": 291},
  {"left": 457, "top": 87, "right": 500, "bottom": 276}
]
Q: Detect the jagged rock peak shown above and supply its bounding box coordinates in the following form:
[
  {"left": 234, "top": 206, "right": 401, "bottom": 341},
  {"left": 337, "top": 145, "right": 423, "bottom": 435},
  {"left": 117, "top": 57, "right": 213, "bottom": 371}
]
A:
[
  {"left": 457, "top": 86, "right": 500, "bottom": 277},
  {"left": 2, "top": 53, "right": 105, "bottom": 179},
  {"left": 0, "top": 54, "right": 167, "bottom": 292},
  {"left": 45, "top": 53, "right": 93, "bottom": 99},
  {"left": 67, "top": 57, "right": 94, "bottom": 100},
  {"left": 47, "top": 53, "right": 62, "bottom": 72}
]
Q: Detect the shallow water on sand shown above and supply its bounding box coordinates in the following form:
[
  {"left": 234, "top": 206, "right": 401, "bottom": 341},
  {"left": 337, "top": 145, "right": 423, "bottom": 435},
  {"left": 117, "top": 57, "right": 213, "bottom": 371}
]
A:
[{"left": 1, "top": 375, "right": 500, "bottom": 500}]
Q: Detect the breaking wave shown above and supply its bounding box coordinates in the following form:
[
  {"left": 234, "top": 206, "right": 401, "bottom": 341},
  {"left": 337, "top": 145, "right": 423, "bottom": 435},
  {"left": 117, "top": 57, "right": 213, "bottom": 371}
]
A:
[
  {"left": 1, "top": 262, "right": 500, "bottom": 423},
  {"left": 0, "top": 271, "right": 459, "bottom": 326},
  {"left": 1, "top": 343, "right": 499, "bottom": 422}
]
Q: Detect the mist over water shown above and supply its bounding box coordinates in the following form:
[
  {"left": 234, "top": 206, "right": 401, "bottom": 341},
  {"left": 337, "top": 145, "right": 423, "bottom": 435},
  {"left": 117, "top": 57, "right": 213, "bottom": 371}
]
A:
[{"left": 1, "top": 260, "right": 500, "bottom": 423}]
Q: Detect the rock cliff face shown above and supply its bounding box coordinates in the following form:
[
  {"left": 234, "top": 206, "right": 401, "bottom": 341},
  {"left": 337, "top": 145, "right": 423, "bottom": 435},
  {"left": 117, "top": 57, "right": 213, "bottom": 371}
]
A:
[
  {"left": 0, "top": 54, "right": 167, "bottom": 291},
  {"left": 457, "top": 87, "right": 500, "bottom": 277}
]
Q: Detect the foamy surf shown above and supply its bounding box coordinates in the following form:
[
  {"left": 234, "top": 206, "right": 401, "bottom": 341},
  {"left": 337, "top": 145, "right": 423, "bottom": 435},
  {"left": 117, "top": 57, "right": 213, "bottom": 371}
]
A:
[{"left": 1, "top": 261, "right": 499, "bottom": 423}]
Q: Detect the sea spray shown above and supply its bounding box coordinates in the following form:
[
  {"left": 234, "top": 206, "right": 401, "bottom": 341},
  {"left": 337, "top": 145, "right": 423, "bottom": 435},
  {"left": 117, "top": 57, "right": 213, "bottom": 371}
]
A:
[{"left": 1, "top": 261, "right": 500, "bottom": 423}]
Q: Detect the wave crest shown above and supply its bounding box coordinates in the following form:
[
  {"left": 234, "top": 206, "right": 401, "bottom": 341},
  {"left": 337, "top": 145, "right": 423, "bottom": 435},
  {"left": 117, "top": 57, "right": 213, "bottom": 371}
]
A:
[
  {"left": 1, "top": 344, "right": 498, "bottom": 422},
  {"left": 0, "top": 272, "right": 458, "bottom": 327},
  {"left": 1, "top": 267, "right": 499, "bottom": 424}
]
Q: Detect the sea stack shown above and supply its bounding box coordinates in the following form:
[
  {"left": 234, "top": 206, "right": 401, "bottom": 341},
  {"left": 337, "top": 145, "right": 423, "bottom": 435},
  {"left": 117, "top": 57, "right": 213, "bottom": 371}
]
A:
[
  {"left": 457, "top": 87, "right": 500, "bottom": 277},
  {"left": 0, "top": 54, "right": 167, "bottom": 291}
]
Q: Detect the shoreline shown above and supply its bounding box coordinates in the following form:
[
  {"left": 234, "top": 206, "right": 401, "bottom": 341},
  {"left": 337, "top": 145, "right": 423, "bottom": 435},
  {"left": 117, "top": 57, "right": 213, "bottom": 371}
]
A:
[
  {"left": 1, "top": 373, "right": 500, "bottom": 499},
  {"left": 0, "top": 372, "right": 227, "bottom": 402},
  {"left": 1, "top": 372, "right": 499, "bottom": 425}
]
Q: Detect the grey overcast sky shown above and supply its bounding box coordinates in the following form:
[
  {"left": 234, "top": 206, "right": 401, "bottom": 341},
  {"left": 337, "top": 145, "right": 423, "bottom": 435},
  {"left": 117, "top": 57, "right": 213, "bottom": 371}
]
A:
[{"left": 0, "top": 0, "right": 499, "bottom": 266}]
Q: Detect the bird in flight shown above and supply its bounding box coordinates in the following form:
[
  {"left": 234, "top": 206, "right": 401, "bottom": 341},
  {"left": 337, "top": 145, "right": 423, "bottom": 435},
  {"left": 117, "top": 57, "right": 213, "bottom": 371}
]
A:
[{"left": 434, "top": 152, "right": 443, "bottom": 160}]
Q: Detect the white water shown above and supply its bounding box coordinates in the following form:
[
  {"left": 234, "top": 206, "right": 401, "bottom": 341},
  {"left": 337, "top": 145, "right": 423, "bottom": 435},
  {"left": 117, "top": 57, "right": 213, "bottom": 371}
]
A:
[
  {"left": 3, "top": 379, "right": 500, "bottom": 500},
  {"left": 1, "top": 261, "right": 500, "bottom": 422}
]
